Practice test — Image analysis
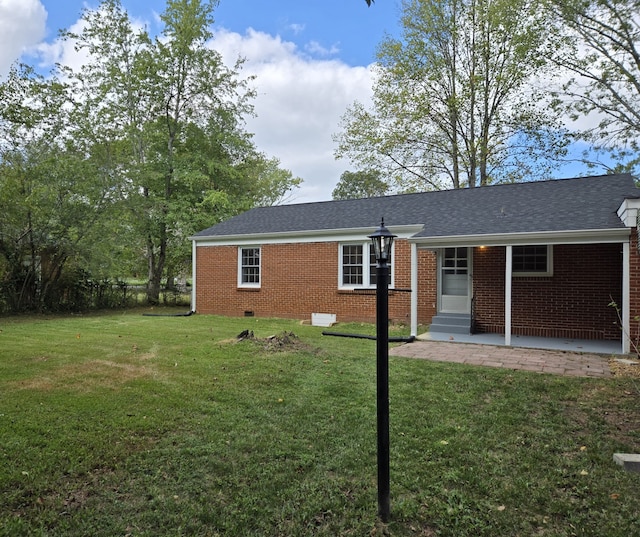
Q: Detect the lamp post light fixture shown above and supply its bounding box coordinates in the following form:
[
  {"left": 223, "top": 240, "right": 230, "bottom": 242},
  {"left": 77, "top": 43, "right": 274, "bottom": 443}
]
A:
[{"left": 368, "top": 218, "right": 396, "bottom": 523}]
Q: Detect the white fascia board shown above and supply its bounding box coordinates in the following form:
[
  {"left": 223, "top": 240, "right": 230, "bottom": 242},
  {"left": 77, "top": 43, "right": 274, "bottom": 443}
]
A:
[
  {"left": 411, "top": 228, "right": 630, "bottom": 248},
  {"left": 192, "top": 224, "right": 424, "bottom": 247},
  {"left": 617, "top": 198, "right": 640, "bottom": 227}
]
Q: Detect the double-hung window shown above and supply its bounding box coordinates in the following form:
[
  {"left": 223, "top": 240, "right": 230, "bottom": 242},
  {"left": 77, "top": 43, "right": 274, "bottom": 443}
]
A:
[
  {"left": 239, "top": 247, "right": 261, "bottom": 287},
  {"left": 512, "top": 245, "right": 553, "bottom": 276},
  {"left": 339, "top": 242, "right": 392, "bottom": 289}
]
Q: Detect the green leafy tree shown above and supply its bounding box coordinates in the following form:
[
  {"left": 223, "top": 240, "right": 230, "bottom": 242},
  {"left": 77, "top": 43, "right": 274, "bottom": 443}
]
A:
[
  {"left": 239, "top": 155, "right": 303, "bottom": 207},
  {"left": 0, "top": 0, "right": 301, "bottom": 310},
  {"left": 332, "top": 170, "right": 389, "bottom": 199},
  {"left": 546, "top": 0, "right": 640, "bottom": 174},
  {"left": 62, "top": 0, "right": 299, "bottom": 303},
  {"left": 0, "top": 66, "right": 120, "bottom": 311},
  {"left": 335, "top": 0, "right": 568, "bottom": 190}
]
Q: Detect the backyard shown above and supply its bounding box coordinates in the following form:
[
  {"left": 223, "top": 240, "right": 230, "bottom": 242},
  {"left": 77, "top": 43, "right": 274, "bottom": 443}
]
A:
[{"left": 1, "top": 310, "right": 638, "bottom": 536}]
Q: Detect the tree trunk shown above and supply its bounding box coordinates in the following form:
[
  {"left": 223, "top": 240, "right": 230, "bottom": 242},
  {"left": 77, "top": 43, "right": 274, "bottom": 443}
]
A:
[{"left": 146, "top": 231, "right": 165, "bottom": 305}]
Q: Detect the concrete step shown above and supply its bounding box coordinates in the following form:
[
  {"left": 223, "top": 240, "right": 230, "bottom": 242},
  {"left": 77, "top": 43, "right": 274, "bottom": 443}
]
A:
[
  {"left": 430, "top": 313, "right": 471, "bottom": 335},
  {"left": 613, "top": 453, "right": 640, "bottom": 473}
]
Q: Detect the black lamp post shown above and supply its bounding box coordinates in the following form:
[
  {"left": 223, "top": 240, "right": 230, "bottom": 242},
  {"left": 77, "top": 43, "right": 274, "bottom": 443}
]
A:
[{"left": 368, "top": 218, "right": 396, "bottom": 523}]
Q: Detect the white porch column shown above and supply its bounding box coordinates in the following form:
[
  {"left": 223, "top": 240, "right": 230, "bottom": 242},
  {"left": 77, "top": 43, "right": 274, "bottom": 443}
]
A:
[
  {"left": 622, "top": 240, "right": 630, "bottom": 354},
  {"left": 505, "top": 245, "right": 512, "bottom": 346},
  {"left": 191, "top": 240, "right": 197, "bottom": 312},
  {"left": 410, "top": 242, "right": 418, "bottom": 337}
]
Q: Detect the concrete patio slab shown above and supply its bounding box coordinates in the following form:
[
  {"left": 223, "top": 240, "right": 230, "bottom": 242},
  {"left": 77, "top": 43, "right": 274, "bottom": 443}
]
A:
[
  {"left": 390, "top": 339, "right": 612, "bottom": 377},
  {"left": 420, "top": 331, "right": 622, "bottom": 354}
]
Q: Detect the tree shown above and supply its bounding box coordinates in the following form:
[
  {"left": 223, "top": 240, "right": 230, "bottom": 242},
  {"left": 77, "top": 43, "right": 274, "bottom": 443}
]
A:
[
  {"left": 0, "top": 0, "right": 301, "bottom": 310},
  {"left": 332, "top": 170, "right": 389, "bottom": 199},
  {"left": 546, "top": 0, "right": 640, "bottom": 174},
  {"left": 62, "top": 0, "right": 300, "bottom": 303},
  {"left": 0, "top": 65, "right": 120, "bottom": 311},
  {"left": 335, "top": 0, "right": 568, "bottom": 191}
]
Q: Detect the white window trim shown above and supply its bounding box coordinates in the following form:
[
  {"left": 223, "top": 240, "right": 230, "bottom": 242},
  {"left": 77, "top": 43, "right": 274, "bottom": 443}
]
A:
[
  {"left": 238, "top": 246, "right": 261, "bottom": 288},
  {"left": 338, "top": 242, "right": 395, "bottom": 290},
  {"left": 512, "top": 244, "right": 553, "bottom": 277}
]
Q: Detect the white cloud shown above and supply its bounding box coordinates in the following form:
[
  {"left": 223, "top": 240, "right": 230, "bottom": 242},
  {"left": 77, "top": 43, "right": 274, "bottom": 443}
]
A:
[
  {"left": 304, "top": 40, "right": 340, "bottom": 58},
  {"left": 36, "top": 10, "right": 150, "bottom": 78},
  {"left": 288, "top": 23, "right": 305, "bottom": 35},
  {"left": 5, "top": 8, "right": 375, "bottom": 204},
  {"left": 211, "top": 28, "right": 374, "bottom": 203},
  {"left": 35, "top": 17, "right": 90, "bottom": 75},
  {"left": 0, "top": 0, "right": 47, "bottom": 77}
]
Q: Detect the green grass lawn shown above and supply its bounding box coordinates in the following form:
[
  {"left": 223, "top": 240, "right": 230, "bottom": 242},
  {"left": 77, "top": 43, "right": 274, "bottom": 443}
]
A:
[{"left": 1, "top": 311, "right": 638, "bottom": 536}]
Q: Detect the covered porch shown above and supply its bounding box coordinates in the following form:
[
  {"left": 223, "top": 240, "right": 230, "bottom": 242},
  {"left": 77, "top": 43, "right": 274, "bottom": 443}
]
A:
[{"left": 408, "top": 232, "right": 632, "bottom": 355}]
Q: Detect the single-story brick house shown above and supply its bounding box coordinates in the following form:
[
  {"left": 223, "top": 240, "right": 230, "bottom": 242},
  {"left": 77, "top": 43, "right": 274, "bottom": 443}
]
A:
[{"left": 191, "top": 173, "right": 640, "bottom": 353}]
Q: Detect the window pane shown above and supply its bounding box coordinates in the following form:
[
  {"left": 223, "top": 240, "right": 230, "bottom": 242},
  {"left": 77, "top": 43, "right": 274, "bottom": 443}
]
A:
[
  {"left": 443, "top": 273, "right": 468, "bottom": 295},
  {"left": 444, "top": 247, "right": 466, "bottom": 271},
  {"left": 370, "top": 250, "right": 377, "bottom": 285},
  {"left": 343, "top": 266, "right": 363, "bottom": 285},
  {"left": 370, "top": 249, "right": 391, "bottom": 286},
  {"left": 241, "top": 248, "right": 260, "bottom": 284},
  {"left": 513, "top": 246, "right": 547, "bottom": 272},
  {"left": 342, "top": 245, "right": 363, "bottom": 285}
]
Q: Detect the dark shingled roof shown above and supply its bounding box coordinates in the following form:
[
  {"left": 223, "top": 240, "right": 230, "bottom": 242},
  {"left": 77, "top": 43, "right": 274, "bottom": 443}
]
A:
[{"left": 193, "top": 174, "right": 639, "bottom": 240}]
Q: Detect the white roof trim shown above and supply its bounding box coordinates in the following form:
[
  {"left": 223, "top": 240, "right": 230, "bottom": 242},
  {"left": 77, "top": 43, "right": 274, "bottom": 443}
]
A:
[
  {"left": 192, "top": 225, "right": 630, "bottom": 248},
  {"left": 411, "top": 228, "right": 630, "bottom": 248},
  {"left": 617, "top": 198, "right": 640, "bottom": 227},
  {"left": 192, "top": 224, "right": 425, "bottom": 247}
]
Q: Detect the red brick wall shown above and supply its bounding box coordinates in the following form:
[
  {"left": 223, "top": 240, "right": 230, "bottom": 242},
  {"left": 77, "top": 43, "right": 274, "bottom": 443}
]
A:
[
  {"left": 195, "top": 239, "right": 437, "bottom": 325},
  {"left": 473, "top": 244, "right": 622, "bottom": 340},
  {"left": 195, "top": 239, "right": 631, "bottom": 339},
  {"left": 418, "top": 248, "right": 437, "bottom": 324}
]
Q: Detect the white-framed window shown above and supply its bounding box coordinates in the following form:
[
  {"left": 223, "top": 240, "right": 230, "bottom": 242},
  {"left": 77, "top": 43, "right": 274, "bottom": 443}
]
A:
[
  {"left": 238, "top": 246, "right": 261, "bottom": 287},
  {"left": 512, "top": 245, "right": 553, "bottom": 277},
  {"left": 339, "top": 242, "right": 393, "bottom": 289}
]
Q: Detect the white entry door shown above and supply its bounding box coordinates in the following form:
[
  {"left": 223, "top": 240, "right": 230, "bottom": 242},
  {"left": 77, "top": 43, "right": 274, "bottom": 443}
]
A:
[{"left": 439, "top": 247, "right": 471, "bottom": 313}]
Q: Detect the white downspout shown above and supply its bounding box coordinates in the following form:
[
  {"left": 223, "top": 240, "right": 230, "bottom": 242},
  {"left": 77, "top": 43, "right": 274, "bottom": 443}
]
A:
[
  {"left": 505, "top": 245, "right": 512, "bottom": 346},
  {"left": 191, "top": 240, "right": 197, "bottom": 313},
  {"left": 622, "top": 240, "right": 630, "bottom": 354},
  {"left": 411, "top": 242, "right": 418, "bottom": 337}
]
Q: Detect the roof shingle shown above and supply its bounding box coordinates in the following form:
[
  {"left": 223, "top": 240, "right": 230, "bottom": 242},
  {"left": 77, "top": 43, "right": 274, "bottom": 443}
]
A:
[{"left": 193, "top": 174, "right": 639, "bottom": 240}]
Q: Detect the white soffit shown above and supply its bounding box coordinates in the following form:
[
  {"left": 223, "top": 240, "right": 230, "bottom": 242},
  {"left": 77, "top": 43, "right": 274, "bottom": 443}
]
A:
[{"left": 412, "top": 228, "right": 630, "bottom": 248}]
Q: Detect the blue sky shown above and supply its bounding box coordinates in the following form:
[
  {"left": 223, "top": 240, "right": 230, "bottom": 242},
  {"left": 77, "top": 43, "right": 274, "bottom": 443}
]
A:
[
  {"left": 0, "top": 0, "right": 608, "bottom": 202},
  {"left": 1, "top": 0, "right": 402, "bottom": 203},
  {"left": 39, "top": 0, "right": 400, "bottom": 67}
]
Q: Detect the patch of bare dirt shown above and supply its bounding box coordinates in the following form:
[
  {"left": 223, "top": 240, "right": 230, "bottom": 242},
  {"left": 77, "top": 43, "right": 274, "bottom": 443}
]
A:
[
  {"left": 235, "top": 330, "right": 314, "bottom": 353},
  {"left": 8, "top": 359, "right": 160, "bottom": 392}
]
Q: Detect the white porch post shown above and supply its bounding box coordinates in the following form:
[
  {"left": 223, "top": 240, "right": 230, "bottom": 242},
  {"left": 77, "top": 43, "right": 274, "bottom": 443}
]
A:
[
  {"left": 622, "top": 241, "right": 630, "bottom": 354},
  {"left": 191, "top": 240, "right": 197, "bottom": 312},
  {"left": 505, "top": 245, "right": 512, "bottom": 346},
  {"left": 410, "top": 242, "right": 418, "bottom": 337}
]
